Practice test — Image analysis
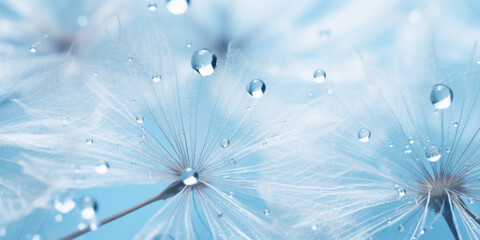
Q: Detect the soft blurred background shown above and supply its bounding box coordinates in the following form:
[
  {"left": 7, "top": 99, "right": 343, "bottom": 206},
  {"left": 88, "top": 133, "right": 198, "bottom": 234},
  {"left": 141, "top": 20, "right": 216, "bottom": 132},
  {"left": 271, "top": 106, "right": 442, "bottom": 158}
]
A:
[{"left": 1, "top": 0, "right": 480, "bottom": 239}]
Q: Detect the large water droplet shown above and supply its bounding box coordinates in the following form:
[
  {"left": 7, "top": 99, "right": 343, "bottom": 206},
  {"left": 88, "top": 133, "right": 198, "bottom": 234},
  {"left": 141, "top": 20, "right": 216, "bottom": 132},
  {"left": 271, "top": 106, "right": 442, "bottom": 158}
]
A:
[
  {"left": 148, "top": 2, "right": 158, "bottom": 11},
  {"left": 246, "top": 79, "right": 266, "bottom": 98},
  {"left": 357, "top": 128, "right": 371, "bottom": 142},
  {"left": 191, "top": 49, "right": 217, "bottom": 76},
  {"left": 313, "top": 69, "right": 326, "bottom": 83},
  {"left": 220, "top": 138, "right": 230, "bottom": 148},
  {"left": 79, "top": 196, "right": 98, "bottom": 220},
  {"left": 95, "top": 162, "right": 109, "bottom": 174},
  {"left": 425, "top": 145, "right": 441, "bottom": 162},
  {"left": 54, "top": 191, "right": 76, "bottom": 214},
  {"left": 430, "top": 84, "right": 453, "bottom": 109},
  {"left": 182, "top": 168, "right": 199, "bottom": 186},
  {"left": 166, "top": 0, "right": 190, "bottom": 15}
]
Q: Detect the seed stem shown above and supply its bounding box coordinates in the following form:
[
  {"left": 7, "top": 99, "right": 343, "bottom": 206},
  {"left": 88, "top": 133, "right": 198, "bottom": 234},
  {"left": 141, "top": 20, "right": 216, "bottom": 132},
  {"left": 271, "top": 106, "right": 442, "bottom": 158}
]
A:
[{"left": 59, "top": 181, "right": 184, "bottom": 240}]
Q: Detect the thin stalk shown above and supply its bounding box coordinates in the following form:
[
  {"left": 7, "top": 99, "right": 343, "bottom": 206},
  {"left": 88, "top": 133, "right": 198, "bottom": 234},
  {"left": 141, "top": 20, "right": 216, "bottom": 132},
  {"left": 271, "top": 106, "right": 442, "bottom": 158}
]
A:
[{"left": 59, "top": 181, "right": 185, "bottom": 240}]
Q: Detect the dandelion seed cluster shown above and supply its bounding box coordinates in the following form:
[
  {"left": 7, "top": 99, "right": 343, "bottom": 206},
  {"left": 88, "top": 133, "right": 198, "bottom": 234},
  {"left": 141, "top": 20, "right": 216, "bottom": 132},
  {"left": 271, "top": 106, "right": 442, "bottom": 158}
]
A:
[{"left": 1, "top": 0, "right": 480, "bottom": 240}]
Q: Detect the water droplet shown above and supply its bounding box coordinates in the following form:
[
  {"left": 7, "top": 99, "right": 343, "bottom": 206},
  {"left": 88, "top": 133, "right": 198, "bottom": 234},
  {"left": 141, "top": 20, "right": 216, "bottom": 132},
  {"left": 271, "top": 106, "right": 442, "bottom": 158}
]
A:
[
  {"left": 313, "top": 69, "right": 326, "bottom": 83},
  {"left": 420, "top": 228, "right": 425, "bottom": 235},
  {"left": 182, "top": 168, "right": 199, "bottom": 185},
  {"left": 30, "top": 45, "right": 37, "bottom": 53},
  {"left": 357, "top": 128, "right": 371, "bottom": 142},
  {"left": 425, "top": 145, "right": 441, "bottom": 162},
  {"left": 148, "top": 2, "right": 158, "bottom": 11},
  {"left": 430, "top": 84, "right": 453, "bottom": 110},
  {"left": 398, "top": 224, "right": 404, "bottom": 232},
  {"left": 404, "top": 145, "right": 412, "bottom": 154},
  {"left": 220, "top": 138, "right": 230, "bottom": 148},
  {"left": 311, "top": 224, "right": 318, "bottom": 231},
  {"left": 446, "top": 148, "right": 451, "bottom": 153},
  {"left": 95, "top": 162, "right": 109, "bottom": 174},
  {"left": 191, "top": 49, "right": 217, "bottom": 76},
  {"left": 128, "top": 57, "right": 133, "bottom": 62},
  {"left": 54, "top": 191, "right": 76, "bottom": 214},
  {"left": 263, "top": 209, "right": 270, "bottom": 216},
  {"left": 408, "top": 137, "right": 414, "bottom": 144},
  {"left": 79, "top": 196, "right": 98, "bottom": 220},
  {"left": 217, "top": 212, "right": 223, "bottom": 218},
  {"left": 307, "top": 92, "right": 313, "bottom": 97},
  {"left": 476, "top": 59, "right": 480, "bottom": 64},
  {"left": 166, "top": 0, "right": 190, "bottom": 15},
  {"left": 77, "top": 16, "right": 88, "bottom": 27},
  {"left": 229, "top": 192, "right": 234, "bottom": 199},
  {"left": 398, "top": 188, "right": 406, "bottom": 199},
  {"left": 152, "top": 74, "right": 161, "bottom": 82},
  {"left": 186, "top": 42, "right": 192, "bottom": 48},
  {"left": 228, "top": 159, "right": 236, "bottom": 165},
  {"left": 469, "top": 198, "right": 474, "bottom": 204},
  {"left": 246, "top": 79, "right": 266, "bottom": 98},
  {"left": 136, "top": 115, "right": 144, "bottom": 124},
  {"left": 86, "top": 138, "right": 93, "bottom": 145},
  {"left": 388, "top": 142, "right": 394, "bottom": 148},
  {"left": 387, "top": 218, "right": 392, "bottom": 224},
  {"left": 453, "top": 122, "right": 458, "bottom": 128}
]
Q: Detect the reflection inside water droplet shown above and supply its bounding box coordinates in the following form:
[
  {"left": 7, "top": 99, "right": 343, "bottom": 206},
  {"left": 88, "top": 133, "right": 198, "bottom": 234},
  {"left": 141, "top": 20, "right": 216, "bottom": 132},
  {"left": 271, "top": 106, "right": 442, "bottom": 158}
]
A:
[
  {"left": 220, "top": 138, "right": 230, "bottom": 148},
  {"left": 246, "top": 79, "right": 266, "bottom": 98},
  {"left": 313, "top": 69, "right": 326, "bottom": 83},
  {"left": 357, "top": 128, "right": 371, "bottom": 142},
  {"left": 191, "top": 49, "right": 217, "bottom": 76},
  {"left": 430, "top": 84, "right": 453, "bottom": 109},
  {"left": 79, "top": 196, "right": 98, "bottom": 220},
  {"left": 182, "top": 168, "right": 199, "bottom": 185},
  {"left": 425, "top": 145, "right": 441, "bottom": 162}
]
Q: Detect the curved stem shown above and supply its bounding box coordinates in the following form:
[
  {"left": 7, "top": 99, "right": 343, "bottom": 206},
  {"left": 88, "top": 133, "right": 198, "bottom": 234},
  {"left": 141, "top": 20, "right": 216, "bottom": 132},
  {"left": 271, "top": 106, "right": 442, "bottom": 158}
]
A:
[{"left": 59, "top": 181, "right": 185, "bottom": 240}]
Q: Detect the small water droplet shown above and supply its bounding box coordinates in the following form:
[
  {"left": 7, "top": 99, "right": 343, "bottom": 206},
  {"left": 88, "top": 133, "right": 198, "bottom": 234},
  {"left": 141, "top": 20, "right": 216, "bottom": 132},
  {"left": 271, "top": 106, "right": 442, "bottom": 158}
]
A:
[
  {"left": 357, "top": 128, "right": 371, "bottom": 142},
  {"left": 135, "top": 115, "right": 144, "bottom": 124},
  {"left": 152, "top": 74, "right": 161, "bottom": 82},
  {"left": 228, "top": 159, "right": 236, "bottom": 165},
  {"left": 86, "top": 138, "right": 93, "bottom": 145},
  {"left": 246, "top": 79, "right": 266, "bottom": 98},
  {"left": 398, "top": 224, "right": 404, "bottom": 232},
  {"left": 79, "top": 196, "right": 98, "bottom": 220},
  {"left": 54, "top": 191, "right": 76, "bottom": 214},
  {"left": 420, "top": 228, "right": 425, "bottom": 235},
  {"left": 387, "top": 218, "right": 392, "bottom": 224},
  {"left": 476, "top": 59, "right": 480, "bottom": 64},
  {"left": 453, "top": 122, "right": 458, "bottom": 128},
  {"left": 404, "top": 145, "right": 412, "bottom": 154},
  {"left": 191, "top": 49, "right": 217, "bottom": 76},
  {"left": 182, "top": 168, "right": 199, "bottom": 185},
  {"left": 388, "top": 142, "right": 394, "bottom": 148},
  {"left": 263, "top": 209, "right": 270, "bottom": 216},
  {"left": 469, "top": 198, "right": 474, "bottom": 204},
  {"left": 148, "top": 2, "right": 158, "bottom": 11},
  {"left": 398, "top": 188, "right": 406, "bottom": 199},
  {"left": 408, "top": 137, "right": 414, "bottom": 144},
  {"left": 229, "top": 192, "right": 234, "bottom": 199},
  {"left": 30, "top": 45, "right": 37, "bottom": 53},
  {"left": 430, "top": 84, "right": 453, "bottom": 109},
  {"left": 128, "top": 57, "right": 133, "bottom": 62},
  {"left": 95, "top": 162, "right": 109, "bottom": 174},
  {"left": 446, "top": 148, "right": 451, "bottom": 153},
  {"left": 220, "top": 138, "right": 230, "bottom": 148},
  {"left": 217, "top": 212, "right": 223, "bottom": 218},
  {"left": 425, "top": 145, "right": 441, "bottom": 162},
  {"left": 311, "top": 224, "right": 318, "bottom": 231},
  {"left": 313, "top": 69, "right": 326, "bottom": 83},
  {"left": 166, "top": 0, "right": 190, "bottom": 15}
]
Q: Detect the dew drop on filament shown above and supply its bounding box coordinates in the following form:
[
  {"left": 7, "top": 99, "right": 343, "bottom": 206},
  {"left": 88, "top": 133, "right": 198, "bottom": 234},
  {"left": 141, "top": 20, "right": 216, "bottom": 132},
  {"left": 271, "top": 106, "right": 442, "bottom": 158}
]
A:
[
  {"left": 357, "top": 128, "right": 371, "bottom": 142},
  {"left": 191, "top": 49, "right": 217, "bottom": 76},
  {"left": 79, "top": 196, "right": 98, "bottom": 220},
  {"left": 136, "top": 115, "right": 144, "bottom": 124},
  {"left": 166, "top": 0, "right": 190, "bottom": 15},
  {"left": 313, "top": 69, "right": 326, "bottom": 83},
  {"left": 425, "top": 145, "right": 441, "bottom": 162},
  {"left": 263, "top": 209, "right": 270, "bottom": 216},
  {"left": 182, "top": 168, "right": 199, "bottom": 186},
  {"left": 246, "top": 79, "right": 266, "bottom": 98},
  {"left": 86, "top": 138, "right": 93, "bottom": 145},
  {"left": 220, "top": 138, "right": 230, "bottom": 148},
  {"left": 430, "top": 84, "right": 453, "bottom": 109}
]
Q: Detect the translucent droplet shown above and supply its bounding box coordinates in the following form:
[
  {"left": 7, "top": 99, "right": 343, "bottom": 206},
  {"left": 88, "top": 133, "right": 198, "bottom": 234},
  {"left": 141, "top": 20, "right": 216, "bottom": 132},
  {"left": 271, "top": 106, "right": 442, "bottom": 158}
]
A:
[
  {"left": 79, "top": 196, "right": 98, "bottom": 220},
  {"left": 166, "top": 0, "right": 190, "bottom": 15},
  {"left": 152, "top": 74, "right": 161, "bottom": 82},
  {"left": 425, "top": 145, "right": 441, "bottom": 162},
  {"left": 430, "top": 84, "right": 453, "bottom": 110},
  {"left": 229, "top": 192, "right": 234, "bottom": 199},
  {"left": 453, "top": 122, "right": 458, "bottom": 128},
  {"left": 136, "top": 115, "right": 144, "bottom": 124},
  {"left": 186, "top": 42, "right": 192, "bottom": 48},
  {"left": 476, "top": 59, "right": 480, "bottom": 64},
  {"left": 408, "top": 137, "right": 414, "bottom": 144},
  {"left": 398, "top": 224, "right": 404, "bottom": 232},
  {"left": 420, "top": 228, "right": 425, "bottom": 235},
  {"left": 313, "top": 69, "right": 326, "bottom": 83},
  {"left": 148, "top": 3, "right": 158, "bottom": 11},
  {"left": 86, "top": 138, "right": 93, "bottom": 145},
  {"left": 404, "top": 145, "right": 412, "bottom": 154},
  {"left": 181, "top": 168, "right": 199, "bottom": 186},
  {"left": 446, "top": 148, "right": 451, "bottom": 153},
  {"left": 398, "top": 188, "right": 406, "bottom": 199},
  {"left": 191, "top": 49, "right": 217, "bottom": 76},
  {"left": 217, "top": 212, "right": 223, "bottom": 218},
  {"left": 387, "top": 218, "right": 392, "bottom": 224},
  {"left": 30, "top": 46, "right": 37, "bottom": 53},
  {"left": 469, "top": 198, "right": 474, "bottom": 204},
  {"left": 220, "top": 138, "right": 230, "bottom": 148},
  {"left": 128, "top": 57, "right": 133, "bottom": 62},
  {"left": 263, "top": 209, "right": 270, "bottom": 216},
  {"left": 54, "top": 191, "right": 76, "bottom": 214},
  {"left": 357, "top": 128, "right": 371, "bottom": 142},
  {"left": 388, "top": 142, "right": 394, "bottom": 148},
  {"left": 246, "top": 79, "right": 266, "bottom": 98},
  {"left": 311, "top": 224, "right": 318, "bottom": 231},
  {"left": 95, "top": 162, "right": 109, "bottom": 174}
]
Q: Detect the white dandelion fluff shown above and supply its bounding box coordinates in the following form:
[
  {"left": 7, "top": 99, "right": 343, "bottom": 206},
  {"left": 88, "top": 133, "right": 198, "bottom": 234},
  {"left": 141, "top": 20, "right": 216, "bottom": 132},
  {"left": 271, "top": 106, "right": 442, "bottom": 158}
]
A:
[{"left": 265, "top": 46, "right": 480, "bottom": 240}]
